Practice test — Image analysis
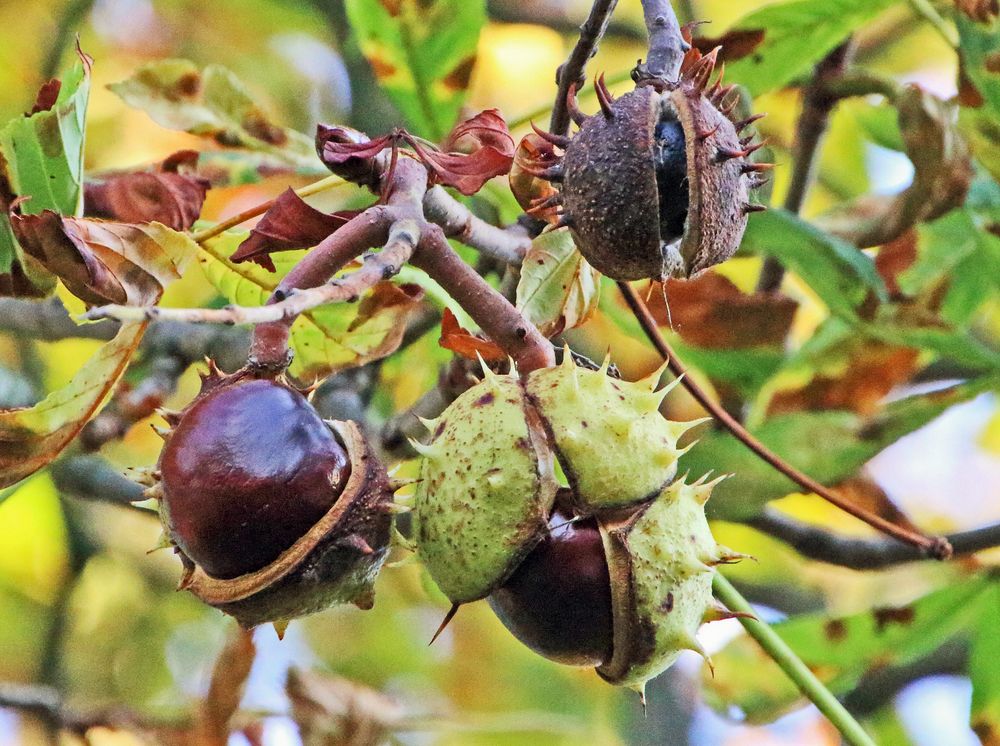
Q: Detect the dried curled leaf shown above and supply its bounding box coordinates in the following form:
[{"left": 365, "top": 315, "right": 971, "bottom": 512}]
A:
[
  {"left": 438, "top": 307, "right": 506, "bottom": 362},
  {"left": 84, "top": 150, "right": 209, "bottom": 230},
  {"left": 815, "top": 86, "right": 973, "bottom": 248},
  {"left": 287, "top": 668, "right": 408, "bottom": 746},
  {"left": 11, "top": 211, "right": 197, "bottom": 306},
  {"left": 411, "top": 109, "right": 515, "bottom": 195},
  {"left": 509, "top": 132, "right": 561, "bottom": 223},
  {"left": 317, "top": 111, "right": 514, "bottom": 196},
  {"left": 230, "top": 188, "right": 363, "bottom": 271}
]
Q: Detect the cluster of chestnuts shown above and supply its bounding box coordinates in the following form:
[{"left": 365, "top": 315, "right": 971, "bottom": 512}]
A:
[
  {"left": 141, "top": 30, "right": 758, "bottom": 695},
  {"left": 412, "top": 356, "right": 744, "bottom": 694}
]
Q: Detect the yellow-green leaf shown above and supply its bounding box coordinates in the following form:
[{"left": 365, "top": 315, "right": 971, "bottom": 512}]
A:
[
  {"left": 0, "top": 321, "right": 147, "bottom": 489},
  {"left": 516, "top": 229, "right": 600, "bottom": 337},
  {"left": 197, "top": 233, "right": 425, "bottom": 380}
]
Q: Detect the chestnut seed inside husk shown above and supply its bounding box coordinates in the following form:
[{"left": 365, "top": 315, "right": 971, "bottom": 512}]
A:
[
  {"left": 160, "top": 378, "right": 351, "bottom": 580},
  {"left": 488, "top": 508, "right": 614, "bottom": 667}
]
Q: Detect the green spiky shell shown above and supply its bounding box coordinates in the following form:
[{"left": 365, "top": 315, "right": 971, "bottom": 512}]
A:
[
  {"left": 525, "top": 357, "right": 691, "bottom": 511},
  {"left": 413, "top": 371, "right": 557, "bottom": 603},
  {"left": 597, "top": 477, "right": 724, "bottom": 691}
]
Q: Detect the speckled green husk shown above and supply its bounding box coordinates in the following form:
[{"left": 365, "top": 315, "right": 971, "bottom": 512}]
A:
[
  {"left": 526, "top": 357, "right": 690, "bottom": 512},
  {"left": 413, "top": 371, "right": 557, "bottom": 603},
  {"left": 597, "top": 478, "right": 721, "bottom": 691}
]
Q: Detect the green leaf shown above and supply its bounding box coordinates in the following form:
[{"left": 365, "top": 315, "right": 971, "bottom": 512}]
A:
[
  {"left": 852, "top": 102, "right": 905, "bottom": 152},
  {"left": 739, "top": 208, "right": 887, "bottom": 319},
  {"left": 197, "top": 234, "right": 424, "bottom": 380},
  {"left": 723, "top": 0, "right": 897, "bottom": 97},
  {"left": 970, "top": 581, "right": 1000, "bottom": 742},
  {"left": 516, "top": 229, "right": 600, "bottom": 337},
  {"left": 108, "top": 60, "right": 317, "bottom": 169},
  {"left": 957, "top": 15, "right": 1000, "bottom": 180},
  {"left": 344, "top": 0, "right": 486, "bottom": 139},
  {"left": 0, "top": 322, "right": 147, "bottom": 489},
  {"left": 705, "top": 577, "right": 993, "bottom": 723},
  {"left": 0, "top": 48, "right": 91, "bottom": 297},
  {"left": 688, "top": 377, "right": 996, "bottom": 520}
]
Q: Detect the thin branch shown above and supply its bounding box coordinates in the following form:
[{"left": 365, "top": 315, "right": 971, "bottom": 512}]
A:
[
  {"left": 713, "top": 575, "right": 877, "bottom": 746},
  {"left": 617, "top": 280, "right": 951, "bottom": 559},
  {"left": 410, "top": 226, "right": 555, "bottom": 374},
  {"left": 756, "top": 42, "right": 854, "bottom": 293},
  {"left": 549, "top": 0, "right": 620, "bottom": 136},
  {"left": 638, "top": 0, "right": 689, "bottom": 81},
  {"left": 0, "top": 681, "right": 188, "bottom": 735},
  {"left": 423, "top": 186, "right": 529, "bottom": 264},
  {"left": 748, "top": 508, "right": 1000, "bottom": 569}
]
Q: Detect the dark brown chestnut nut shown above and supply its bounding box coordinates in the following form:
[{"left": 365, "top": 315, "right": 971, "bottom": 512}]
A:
[
  {"left": 148, "top": 363, "right": 394, "bottom": 630},
  {"left": 527, "top": 48, "right": 770, "bottom": 281},
  {"left": 488, "top": 507, "right": 613, "bottom": 667}
]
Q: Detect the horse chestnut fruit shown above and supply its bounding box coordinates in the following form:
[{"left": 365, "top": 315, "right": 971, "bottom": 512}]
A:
[
  {"left": 488, "top": 504, "right": 613, "bottom": 667},
  {"left": 412, "top": 355, "right": 742, "bottom": 693},
  {"left": 527, "top": 48, "right": 770, "bottom": 281},
  {"left": 412, "top": 355, "right": 692, "bottom": 604},
  {"left": 148, "top": 364, "right": 394, "bottom": 628}
]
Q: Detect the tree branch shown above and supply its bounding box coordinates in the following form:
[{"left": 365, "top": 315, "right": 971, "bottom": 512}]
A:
[
  {"left": 617, "top": 280, "right": 951, "bottom": 559},
  {"left": 756, "top": 41, "right": 854, "bottom": 293},
  {"left": 423, "top": 186, "right": 529, "bottom": 264},
  {"left": 748, "top": 508, "right": 1000, "bottom": 569},
  {"left": 637, "top": 0, "right": 689, "bottom": 82},
  {"left": 549, "top": 0, "right": 620, "bottom": 136},
  {"left": 411, "top": 225, "right": 554, "bottom": 374}
]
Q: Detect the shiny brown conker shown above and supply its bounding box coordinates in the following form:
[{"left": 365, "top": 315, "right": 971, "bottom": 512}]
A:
[
  {"left": 160, "top": 377, "right": 351, "bottom": 579},
  {"left": 488, "top": 507, "right": 613, "bottom": 667}
]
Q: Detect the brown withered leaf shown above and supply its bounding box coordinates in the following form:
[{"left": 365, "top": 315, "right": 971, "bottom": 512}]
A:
[
  {"left": 509, "top": 132, "right": 560, "bottom": 223},
  {"left": 408, "top": 109, "right": 514, "bottom": 195},
  {"left": 230, "top": 188, "right": 363, "bottom": 271},
  {"left": 85, "top": 150, "right": 209, "bottom": 230},
  {"left": 875, "top": 229, "right": 918, "bottom": 298},
  {"left": 345, "top": 281, "right": 425, "bottom": 360},
  {"left": 954, "top": 0, "right": 999, "bottom": 22},
  {"left": 644, "top": 272, "right": 798, "bottom": 349},
  {"left": 438, "top": 307, "right": 506, "bottom": 362},
  {"left": 815, "top": 86, "right": 973, "bottom": 248},
  {"left": 287, "top": 668, "right": 408, "bottom": 746},
  {"left": 828, "top": 476, "right": 923, "bottom": 534},
  {"left": 11, "top": 211, "right": 197, "bottom": 307},
  {"left": 767, "top": 343, "right": 920, "bottom": 417},
  {"left": 29, "top": 78, "right": 62, "bottom": 115},
  {"left": 317, "top": 111, "right": 514, "bottom": 197},
  {"left": 692, "top": 28, "right": 766, "bottom": 63}
]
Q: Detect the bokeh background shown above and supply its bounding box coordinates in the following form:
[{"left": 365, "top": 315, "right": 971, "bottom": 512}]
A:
[{"left": 0, "top": 0, "right": 998, "bottom": 744}]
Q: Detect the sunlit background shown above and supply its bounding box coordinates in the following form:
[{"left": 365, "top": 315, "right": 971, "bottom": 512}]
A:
[{"left": 0, "top": 0, "right": 997, "bottom": 744}]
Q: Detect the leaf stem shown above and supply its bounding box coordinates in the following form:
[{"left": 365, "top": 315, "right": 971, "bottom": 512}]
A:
[
  {"left": 712, "top": 574, "right": 876, "bottom": 746},
  {"left": 188, "top": 174, "right": 345, "bottom": 244},
  {"left": 616, "top": 280, "right": 952, "bottom": 558}
]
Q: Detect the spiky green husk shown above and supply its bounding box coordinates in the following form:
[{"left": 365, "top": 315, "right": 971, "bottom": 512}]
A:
[
  {"left": 526, "top": 356, "right": 692, "bottom": 511},
  {"left": 413, "top": 370, "right": 557, "bottom": 603},
  {"left": 598, "top": 476, "right": 723, "bottom": 692}
]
